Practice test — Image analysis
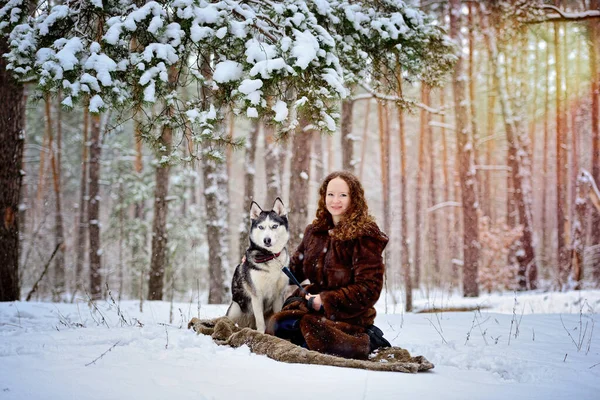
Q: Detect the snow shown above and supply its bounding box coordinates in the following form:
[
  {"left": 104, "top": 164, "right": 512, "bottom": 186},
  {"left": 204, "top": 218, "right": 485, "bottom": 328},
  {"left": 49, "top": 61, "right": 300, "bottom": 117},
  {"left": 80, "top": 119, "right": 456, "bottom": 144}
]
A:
[
  {"left": 213, "top": 60, "right": 243, "bottom": 83},
  {"left": 272, "top": 100, "right": 288, "bottom": 122},
  {"left": 1, "top": 290, "right": 599, "bottom": 399},
  {"left": 291, "top": 29, "right": 319, "bottom": 69}
]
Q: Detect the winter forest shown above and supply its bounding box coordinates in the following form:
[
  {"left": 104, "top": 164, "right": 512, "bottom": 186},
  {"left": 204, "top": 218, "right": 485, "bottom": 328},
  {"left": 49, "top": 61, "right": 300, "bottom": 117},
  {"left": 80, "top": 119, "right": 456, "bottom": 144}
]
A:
[{"left": 0, "top": 0, "right": 599, "bottom": 314}]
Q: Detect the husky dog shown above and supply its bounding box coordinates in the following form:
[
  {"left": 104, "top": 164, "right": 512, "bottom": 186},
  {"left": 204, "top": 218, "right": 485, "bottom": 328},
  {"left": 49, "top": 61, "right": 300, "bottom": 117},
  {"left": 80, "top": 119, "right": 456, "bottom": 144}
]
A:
[{"left": 226, "top": 198, "right": 290, "bottom": 333}]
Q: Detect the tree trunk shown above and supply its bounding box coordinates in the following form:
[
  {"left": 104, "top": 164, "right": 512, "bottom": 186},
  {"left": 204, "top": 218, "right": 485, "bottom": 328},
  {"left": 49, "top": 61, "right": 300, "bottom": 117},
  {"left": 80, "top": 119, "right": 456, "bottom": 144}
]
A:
[
  {"left": 554, "top": 22, "right": 569, "bottom": 283},
  {"left": 202, "top": 140, "right": 230, "bottom": 304},
  {"left": 132, "top": 113, "right": 146, "bottom": 309},
  {"left": 312, "top": 131, "right": 324, "bottom": 184},
  {"left": 396, "top": 67, "right": 412, "bottom": 312},
  {"left": 88, "top": 112, "right": 102, "bottom": 299},
  {"left": 426, "top": 86, "right": 440, "bottom": 284},
  {"left": 485, "top": 58, "right": 497, "bottom": 221},
  {"left": 590, "top": 8, "right": 600, "bottom": 246},
  {"left": 569, "top": 170, "right": 592, "bottom": 289},
  {"left": 378, "top": 98, "right": 391, "bottom": 303},
  {"left": 239, "top": 119, "right": 259, "bottom": 258},
  {"left": 0, "top": 35, "right": 25, "bottom": 301},
  {"left": 74, "top": 105, "right": 89, "bottom": 297},
  {"left": 542, "top": 40, "right": 551, "bottom": 269},
  {"left": 341, "top": 99, "right": 355, "bottom": 172},
  {"left": 440, "top": 88, "right": 459, "bottom": 284},
  {"left": 450, "top": 0, "right": 480, "bottom": 297},
  {"left": 45, "top": 95, "right": 65, "bottom": 301},
  {"left": 264, "top": 122, "right": 282, "bottom": 204},
  {"left": 289, "top": 116, "right": 313, "bottom": 251},
  {"left": 412, "top": 87, "right": 425, "bottom": 288},
  {"left": 359, "top": 99, "right": 372, "bottom": 181},
  {"left": 147, "top": 66, "right": 177, "bottom": 301},
  {"left": 468, "top": 2, "right": 481, "bottom": 208},
  {"left": 570, "top": 37, "right": 581, "bottom": 229}
]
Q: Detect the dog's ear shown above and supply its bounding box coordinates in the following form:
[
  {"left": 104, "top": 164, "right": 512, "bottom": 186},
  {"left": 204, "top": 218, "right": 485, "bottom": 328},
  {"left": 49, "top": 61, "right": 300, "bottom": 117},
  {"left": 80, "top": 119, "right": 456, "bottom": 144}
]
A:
[
  {"left": 250, "top": 201, "right": 263, "bottom": 220},
  {"left": 272, "top": 197, "right": 287, "bottom": 217}
]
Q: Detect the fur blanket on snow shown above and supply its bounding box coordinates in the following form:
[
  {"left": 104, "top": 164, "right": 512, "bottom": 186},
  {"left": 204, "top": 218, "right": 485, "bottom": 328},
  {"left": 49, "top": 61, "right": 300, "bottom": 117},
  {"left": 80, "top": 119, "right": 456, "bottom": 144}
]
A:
[{"left": 188, "top": 316, "right": 434, "bottom": 373}]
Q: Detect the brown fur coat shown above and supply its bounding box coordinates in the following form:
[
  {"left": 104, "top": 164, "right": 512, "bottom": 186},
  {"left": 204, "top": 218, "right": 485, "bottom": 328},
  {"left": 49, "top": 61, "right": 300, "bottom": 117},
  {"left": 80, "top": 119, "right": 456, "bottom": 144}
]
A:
[{"left": 266, "top": 221, "right": 388, "bottom": 360}]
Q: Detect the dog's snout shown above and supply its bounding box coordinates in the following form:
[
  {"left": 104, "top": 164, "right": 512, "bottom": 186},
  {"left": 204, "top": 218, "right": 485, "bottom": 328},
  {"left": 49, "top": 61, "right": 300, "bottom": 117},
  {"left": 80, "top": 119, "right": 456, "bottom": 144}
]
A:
[{"left": 264, "top": 237, "right": 272, "bottom": 246}]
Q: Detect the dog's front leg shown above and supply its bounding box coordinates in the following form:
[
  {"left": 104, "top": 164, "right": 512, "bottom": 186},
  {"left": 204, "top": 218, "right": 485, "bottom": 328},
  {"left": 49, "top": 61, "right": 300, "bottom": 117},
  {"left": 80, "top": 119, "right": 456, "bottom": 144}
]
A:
[
  {"left": 273, "top": 293, "right": 284, "bottom": 314},
  {"left": 251, "top": 296, "right": 266, "bottom": 333}
]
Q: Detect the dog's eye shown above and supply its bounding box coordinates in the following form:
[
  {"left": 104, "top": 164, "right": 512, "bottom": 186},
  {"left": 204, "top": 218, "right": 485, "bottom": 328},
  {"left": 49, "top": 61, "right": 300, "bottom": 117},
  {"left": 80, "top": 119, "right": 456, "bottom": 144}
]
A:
[
  {"left": 271, "top": 224, "right": 278, "bottom": 229},
  {"left": 258, "top": 226, "right": 265, "bottom": 230}
]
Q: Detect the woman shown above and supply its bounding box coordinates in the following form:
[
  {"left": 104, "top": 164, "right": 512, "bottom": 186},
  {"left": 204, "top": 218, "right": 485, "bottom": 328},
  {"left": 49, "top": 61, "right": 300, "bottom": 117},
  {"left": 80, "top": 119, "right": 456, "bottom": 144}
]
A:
[{"left": 266, "top": 171, "right": 390, "bottom": 360}]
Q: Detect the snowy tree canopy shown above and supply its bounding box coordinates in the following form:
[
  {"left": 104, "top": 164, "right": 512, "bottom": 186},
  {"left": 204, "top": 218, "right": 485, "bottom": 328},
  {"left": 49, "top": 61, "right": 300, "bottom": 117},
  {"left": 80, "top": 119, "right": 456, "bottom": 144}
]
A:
[{"left": 0, "top": 0, "right": 456, "bottom": 143}]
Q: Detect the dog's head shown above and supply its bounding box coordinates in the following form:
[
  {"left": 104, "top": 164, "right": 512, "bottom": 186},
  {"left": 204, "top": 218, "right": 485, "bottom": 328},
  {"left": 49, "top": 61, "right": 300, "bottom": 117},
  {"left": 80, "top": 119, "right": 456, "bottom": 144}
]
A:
[{"left": 249, "top": 198, "right": 290, "bottom": 254}]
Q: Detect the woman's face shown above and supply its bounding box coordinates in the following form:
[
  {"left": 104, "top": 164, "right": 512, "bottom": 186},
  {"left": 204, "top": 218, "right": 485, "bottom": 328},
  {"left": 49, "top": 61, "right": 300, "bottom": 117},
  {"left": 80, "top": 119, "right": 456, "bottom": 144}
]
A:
[{"left": 325, "top": 177, "right": 351, "bottom": 223}]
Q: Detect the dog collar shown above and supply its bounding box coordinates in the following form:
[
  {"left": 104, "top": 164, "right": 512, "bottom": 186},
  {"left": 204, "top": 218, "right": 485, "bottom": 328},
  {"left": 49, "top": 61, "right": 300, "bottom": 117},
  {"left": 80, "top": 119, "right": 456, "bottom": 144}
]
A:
[{"left": 254, "top": 251, "right": 281, "bottom": 263}]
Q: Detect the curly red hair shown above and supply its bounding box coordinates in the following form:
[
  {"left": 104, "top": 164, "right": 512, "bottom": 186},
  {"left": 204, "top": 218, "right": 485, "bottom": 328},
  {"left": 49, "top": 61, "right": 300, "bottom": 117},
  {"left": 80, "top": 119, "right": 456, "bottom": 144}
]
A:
[{"left": 312, "top": 171, "right": 377, "bottom": 240}]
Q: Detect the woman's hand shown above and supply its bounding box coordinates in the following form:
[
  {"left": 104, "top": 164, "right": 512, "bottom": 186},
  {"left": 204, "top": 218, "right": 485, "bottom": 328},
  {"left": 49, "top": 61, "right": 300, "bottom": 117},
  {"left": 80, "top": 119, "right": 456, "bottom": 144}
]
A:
[{"left": 305, "top": 294, "right": 323, "bottom": 312}]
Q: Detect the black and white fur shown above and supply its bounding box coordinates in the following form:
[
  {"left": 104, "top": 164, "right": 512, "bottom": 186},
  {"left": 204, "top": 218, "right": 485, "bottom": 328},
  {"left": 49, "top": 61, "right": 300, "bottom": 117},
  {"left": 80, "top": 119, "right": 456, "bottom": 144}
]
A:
[{"left": 226, "top": 198, "right": 290, "bottom": 333}]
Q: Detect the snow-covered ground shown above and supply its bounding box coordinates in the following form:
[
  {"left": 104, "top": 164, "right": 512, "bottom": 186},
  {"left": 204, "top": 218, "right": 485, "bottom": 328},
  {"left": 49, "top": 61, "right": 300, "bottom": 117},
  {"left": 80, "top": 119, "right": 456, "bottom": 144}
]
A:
[{"left": 1, "top": 289, "right": 599, "bottom": 400}]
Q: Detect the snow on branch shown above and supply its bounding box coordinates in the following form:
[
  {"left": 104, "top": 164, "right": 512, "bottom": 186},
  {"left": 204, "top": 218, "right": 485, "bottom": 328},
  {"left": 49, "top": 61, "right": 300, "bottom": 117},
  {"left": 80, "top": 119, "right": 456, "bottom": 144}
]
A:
[
  {"left": 356, "top": 82, "right": 449, "bottom": 115},
  {"left": 427, "top": 201, "right": 462, "bottom": 213},
  {"left": 529, "top": 4, "right": 600, "bottom": 24},
  {"left": 0, "top": 0, "right": 456, "bottom": 161}
]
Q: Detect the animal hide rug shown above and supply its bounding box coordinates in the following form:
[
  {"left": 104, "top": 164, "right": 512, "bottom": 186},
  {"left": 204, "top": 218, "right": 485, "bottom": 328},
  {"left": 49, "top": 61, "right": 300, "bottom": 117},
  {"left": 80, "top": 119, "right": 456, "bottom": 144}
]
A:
[{"left": 188, "top": 316, "right": 434, "bottom": 373}]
